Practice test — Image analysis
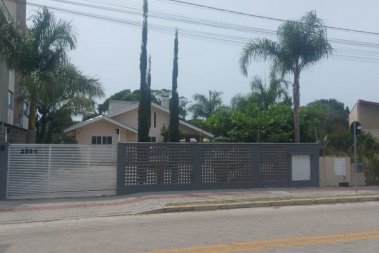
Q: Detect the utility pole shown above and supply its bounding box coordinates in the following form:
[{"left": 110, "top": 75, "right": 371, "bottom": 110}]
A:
[{"left": 350, "top": 121, "right": 361, "bottom": 193}]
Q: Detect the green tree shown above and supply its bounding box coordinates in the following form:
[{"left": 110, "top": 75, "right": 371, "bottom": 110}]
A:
[
  {"left": 38, "top": 108, "right": 77, "bottom": 144},
  {"left": 357, "top": 133, "right": 379, "bottom": 184},
  {"left": 189, "top": 90, "right": 223, "bottom": 119},
  {"left": 178, "top": 96, "right": 189, "bottom": 119},
  {"left": 301, "top": 99, "right": 349, "bottom": 143},
  {"left": 253, "top": 103, "right": 293, "bottom": 142},
  {"left": 250, "top": 73, "right": 290, "bottom": 110},
  {"left": 36, "top": 63, "right": 104, "bottom": 143},
  {"left": 205, "top": 107, "right": 236, "bottom": 141},
  {"left": 206, "top": 102, "right": 293, "bottom": 143},
  {"left": 240, "top": 11, "right": 332, "bottom": 143},
  {"left": 0, "top": 7, "right": 77, "bottom": 142},
  {"left": 138, "top": 0, "right": 151, "bottom": 142},
  {"left": 169, "top": 29, "right": 179, "bottom": 142},
  {"left": 232, "top": 71, "right": 290, "bottom": 111},
  {"left": 98, "top": 89, "right": 140, "bottom": 114}
]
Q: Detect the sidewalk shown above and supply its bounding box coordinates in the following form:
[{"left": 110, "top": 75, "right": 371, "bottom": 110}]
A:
[{"left": 1, "top": 186, "right": 379, "bottom": 224}]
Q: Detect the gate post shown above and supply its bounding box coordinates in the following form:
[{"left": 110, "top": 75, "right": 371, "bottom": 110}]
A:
[
  {"left": 251, "top": 144, "right": 260, "bottom": 187},
  {"left": 116, "top": 143, "right": 126, "bottom": 195},
  {"left": 193, "top": 144, "right": 203, "bottom": 188},
  {"left": 0, "top": 143, "right": 9, "bottom": 200}
]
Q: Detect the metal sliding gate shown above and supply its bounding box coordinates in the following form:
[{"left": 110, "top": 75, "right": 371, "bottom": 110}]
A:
[{"left": 6, "top": 144, "right": 117, "bottom": 199}]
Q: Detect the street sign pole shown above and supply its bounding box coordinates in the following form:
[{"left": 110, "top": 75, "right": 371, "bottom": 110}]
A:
[{"left": 353, "top": 121, "right": 358, "bottom": 193}]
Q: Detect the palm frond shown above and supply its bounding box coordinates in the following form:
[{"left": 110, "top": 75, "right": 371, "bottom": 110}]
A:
[
  {"left": 0, "top": 7, "right": 24, "bottom": 69},
  {"left": 189, "top": 90, "right": 222, "bottom": 119},
  {"left": 239, "top": 38, "right": 280, "bottom": 76},
  {"left": 277, "top": 10, "right": 333, "bottom": 71}
]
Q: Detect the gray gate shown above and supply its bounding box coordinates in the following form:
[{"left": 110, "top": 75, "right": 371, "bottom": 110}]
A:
[
  {"left": 6, "top": 144, "right": 117, "bottom": 199},
  {"left": 0, "top": 143, "right": 8, "bottom": 200},
  {"left": 117, "top": 143, "right": 319, "bottom": 194}
]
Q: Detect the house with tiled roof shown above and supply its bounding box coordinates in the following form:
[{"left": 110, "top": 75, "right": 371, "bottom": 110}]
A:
[{"left": 64, "top": 99, "right": 213, "bottom": 144}]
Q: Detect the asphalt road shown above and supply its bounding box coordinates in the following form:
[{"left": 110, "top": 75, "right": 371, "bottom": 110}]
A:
[{"left": 1, "top": 202, "right": 379, "bottom": 253}]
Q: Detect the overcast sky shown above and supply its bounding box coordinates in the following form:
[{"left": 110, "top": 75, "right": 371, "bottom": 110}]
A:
[{"left": 27, "top": 0, "right": 379, "bottom": 110}]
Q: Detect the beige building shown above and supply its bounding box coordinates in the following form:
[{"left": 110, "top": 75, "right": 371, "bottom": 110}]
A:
[
  {"left": 349, "top": 100, "right": 379, "bottom": 139},
  {"left": 64, "top": 100, "right": 214, "bottom": 144},
  {"left": 0, "top": 0, "right": 27, "bottom": 143},
  {"left": 319, "top": 156, "right": 365, "bottom": 187}
]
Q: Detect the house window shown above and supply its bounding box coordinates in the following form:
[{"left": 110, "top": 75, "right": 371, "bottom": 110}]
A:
[
  {"left": 91, "top": 136, "right": 112, "bottom": 144},
  {"left": 8, "top": 91, "right": 14, "bottom": 109},
  {"left": 149, "top": 136, "right": 156, "bottom": 142},
  {"left": 91, "top": 136, "right": 100, "bottom": 144},
  {"left": 23, "top": 102, "right": 29, "bottom": 116},
  {"left": 153, "top": 112, "right": 157, "bottom": 128},
  {"left": 18, "top": 114, "right": 23, "bottom": 126},
  {"left": 102, "top": 136, "right": 112, "bottom": 144}
]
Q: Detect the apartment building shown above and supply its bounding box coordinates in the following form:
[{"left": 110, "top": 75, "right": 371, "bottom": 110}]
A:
[
  {"left": 0, "top": 0, "right": 27, "bottom": 143},
  {"left": 349, "top": 100, "right": 379, "bottom": 139}
]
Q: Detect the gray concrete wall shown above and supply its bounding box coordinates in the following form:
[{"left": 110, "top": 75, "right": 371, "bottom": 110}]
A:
[{"left": 117, "top": 143, "right": 320, "bottom": 194}]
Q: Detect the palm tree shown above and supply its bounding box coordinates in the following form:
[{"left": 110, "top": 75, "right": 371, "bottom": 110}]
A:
[
  {"left": 37, "top": 63, "right": 104, "bottom": 143},
  {"left": 250, "top": 71, "right": 290, "bottom": 110},
  {"left": 232, "top": 71, "right": 290, "bottom": 112},
  {"left": 0, "top": 7, "right": 77, "bottom": 142},
  {"left": 189, "top": 90, "right": 223, "bottom": 119},
  {"left": 240, "top": 11, "right": 332, "bottom": 142},
  {"left": 52, "top": 64, "right": 104, "bottom": 115}
]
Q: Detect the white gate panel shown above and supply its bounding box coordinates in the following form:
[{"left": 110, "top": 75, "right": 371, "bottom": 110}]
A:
[
  {"left": 7, "top": 144, "right": 117, "bottom": 199},
  {"left": 291, "top": 155, "right": 311, "bottom": 181}
]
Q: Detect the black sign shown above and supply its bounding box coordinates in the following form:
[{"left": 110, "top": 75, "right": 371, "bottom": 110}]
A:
[
  {"left": 350, "top": 121, "right": 362, "bottom": 135},
  {"left": 20, "top": 149, "right": 38, "bottom": 154}
]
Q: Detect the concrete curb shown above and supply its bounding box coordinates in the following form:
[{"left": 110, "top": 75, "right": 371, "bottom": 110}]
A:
[
  {"left": 0, "top": 211, "right": 136, "bottom": 225},
  {"left": 138, "top": 195, "right": 379, "bottom": 215}
]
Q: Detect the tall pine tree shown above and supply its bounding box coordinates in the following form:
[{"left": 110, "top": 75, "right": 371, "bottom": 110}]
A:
[
  {"left": 169, "top": 29, "right": 179, "bottom": 142},
  {"left": 138, "top": 0, "right": 151, "bottom": 142},
  {"left": 147, "top": 55, "right": 152, "bottom": 130}
]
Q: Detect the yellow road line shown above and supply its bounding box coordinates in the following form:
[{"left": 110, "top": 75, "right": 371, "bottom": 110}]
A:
[{"left": 146, "top": 230, "right": 379, "bottom": 253}]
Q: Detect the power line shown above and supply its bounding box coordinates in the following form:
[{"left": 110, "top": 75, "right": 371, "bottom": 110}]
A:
[
  {"left": 157, "top": 0, "right": 379, "bottom": 36},
  {"left": 23, "top": 1, "right": 379, "bottom": 63},
  {"left": 26, "top": 2, "right": 248, "bottom": 45},
  {"left": 37, "top": 0, "right": 379, "bottom": 50},
  {"left": 45, "top": 0, "right": 278, "bottom": 36},
  {"left": 333, "top": 54, "right": 379, "bottom": 64},
  {"left": 29, "top": 1, "right": 379, "bottom": 61}
]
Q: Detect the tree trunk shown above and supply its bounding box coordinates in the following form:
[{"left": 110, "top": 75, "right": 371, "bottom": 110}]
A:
[
  {"left": 26, "top": 130, "right": 36, "bottom": 143},
  {"left": 26, "top": 99, "right": 37, "bottom": 143},
  {"left": 28, "top": 99, "right": 36, "bottom": 131},
  {"left": 293, "top": 71, "right": 300, "bottom": 143},
  {"left": 36, "top": 106, "right": 48, "bottom": 143}
]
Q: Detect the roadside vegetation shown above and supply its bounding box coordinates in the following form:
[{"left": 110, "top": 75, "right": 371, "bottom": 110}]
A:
[{"left": 1, "top": 2, "right": 378, "bottom": 183}]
